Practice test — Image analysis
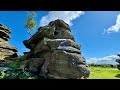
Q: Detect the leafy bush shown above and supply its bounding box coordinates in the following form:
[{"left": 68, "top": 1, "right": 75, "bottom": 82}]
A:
[{"left": 0, "top": 71, "right": 9, "bottom": 79}]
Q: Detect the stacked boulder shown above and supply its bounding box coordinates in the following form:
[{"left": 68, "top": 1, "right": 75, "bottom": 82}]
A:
[
  {"left": 116, "top": 54, "right": 120, "bottom": 70},
  {"left": 23, "top": 19, "right": 90, "bottom": 79},
  {"left": 0, "top": 24, "right": 18, "bottom": 60}
]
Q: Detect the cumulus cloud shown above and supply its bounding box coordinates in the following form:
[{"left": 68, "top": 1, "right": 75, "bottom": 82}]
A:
[
  {"left": 86, "top": 54, "right": 120, "bottom": 65},
  {"left": 40, "top": 11, "right": 85, "bottom": 26},
  {"left": 105, "top": 14, "right": 120, "bottom": 34}
]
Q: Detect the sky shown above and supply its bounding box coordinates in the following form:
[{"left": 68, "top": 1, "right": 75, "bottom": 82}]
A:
[{"left": 0, "top": 11, "right": 120, "bottom": 65}]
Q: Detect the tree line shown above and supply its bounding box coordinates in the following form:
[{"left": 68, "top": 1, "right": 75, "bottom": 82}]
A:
[{"left": 88, "top": 63, "right": 117, "bottom": 68}]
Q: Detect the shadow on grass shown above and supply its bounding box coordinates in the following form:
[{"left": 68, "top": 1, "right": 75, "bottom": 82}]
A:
[{"left": 115, "top": 74, "right": 120, "bottom": 78}]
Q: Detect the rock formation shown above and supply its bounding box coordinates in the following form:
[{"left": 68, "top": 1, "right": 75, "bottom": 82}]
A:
[
  {"left": 0, "top": 24, "right": 18, "bottom": 60},
  {"left": 116, "top": 54, "right": 120, "bottom": 70},
  {"left": 23, "top": 19, "right": 90, "bottom": 79}
]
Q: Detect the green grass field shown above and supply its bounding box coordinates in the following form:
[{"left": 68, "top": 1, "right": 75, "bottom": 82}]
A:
[{"left": 89, "top": 66, "right": 120, "bottom": 79}]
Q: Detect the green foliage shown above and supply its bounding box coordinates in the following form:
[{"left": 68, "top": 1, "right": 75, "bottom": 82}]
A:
[
  {"left": 0, "top": 71, "right": 9, "bottom": 79},
  {"left": 0, "top": 55, "right": 46, "bottom": 79},
  {"left": 4, "top": 62, "right": 21, "bottom": 72},
  {"left": 2, "top": 71, "right": 28, "bottom": 79},
  {"left": 25, "top": 11, "right": 37, "bottom": 35},
  {"left": 1, "top": 70, "right": 44, "bottom": 79}
]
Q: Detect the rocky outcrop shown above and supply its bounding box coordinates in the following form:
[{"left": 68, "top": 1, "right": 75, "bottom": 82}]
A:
[
  {"left": 116, "top": 54, "right": 120, "bottom": 70},
  {"left": 23, "top": 19, "right": 90, "bottom": 79},
  {"left": 0, "top": 24, "right": 18, "bottom": 60}
]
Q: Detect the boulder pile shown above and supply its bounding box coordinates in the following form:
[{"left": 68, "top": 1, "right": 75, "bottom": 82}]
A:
[
  {"left": 0, "top": 24, "right": 18, "bottom": 60},
  {"left": 23, "top": 19, "right": 90, "bottom": 79}
]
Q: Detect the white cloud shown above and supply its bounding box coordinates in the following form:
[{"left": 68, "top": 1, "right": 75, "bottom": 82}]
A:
[
  {"left": 105, "top": 14, "right": 120, "bottom": 33},
  {"left": 40, "top": 11, "right": 85, "bottom": 26},
  {"left": 86, "top": 54, "right": 120, "bottom": 65}
]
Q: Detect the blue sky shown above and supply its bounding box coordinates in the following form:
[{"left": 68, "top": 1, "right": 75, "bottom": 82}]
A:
[{"left": 0, "top": 11, "right": 120, "bottom": 64}]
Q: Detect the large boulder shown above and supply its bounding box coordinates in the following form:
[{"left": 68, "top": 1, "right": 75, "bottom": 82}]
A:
[
  {"left": 23, "top": 19, "right": 90, "bottom": 79},
  {"left": 39, "top": 50, "right": 90, "bottom": 79},
  {"left": 0, "top": 24, "right": 18, "bottom": 60}
]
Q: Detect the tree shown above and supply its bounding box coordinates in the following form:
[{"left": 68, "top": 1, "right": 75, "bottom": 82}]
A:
[{"left": 25, "top": 11, "right": 37, "bottom": 36}]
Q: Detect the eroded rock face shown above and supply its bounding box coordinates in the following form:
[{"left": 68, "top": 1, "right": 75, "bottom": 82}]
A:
[
  {"left": 0, "top": 24, "right": 18, "bottom": 60},
  {"left": 23, "top": 19, "right": 90, "bottom": 79},
  {"left": 116, "top": 54, "right": 120, "bottom": 70}
]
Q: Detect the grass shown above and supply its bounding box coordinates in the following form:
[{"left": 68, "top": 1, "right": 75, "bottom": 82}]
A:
[{"left": 89, "top": 66, "right": 120, "bottom": 79}]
